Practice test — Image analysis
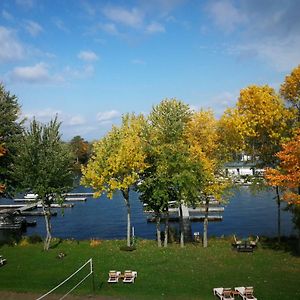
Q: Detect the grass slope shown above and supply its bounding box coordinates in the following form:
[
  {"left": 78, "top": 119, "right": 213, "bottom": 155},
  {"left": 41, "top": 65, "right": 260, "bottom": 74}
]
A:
[{"left": 0, "top": 238, "right": 299, "bottom": 299}]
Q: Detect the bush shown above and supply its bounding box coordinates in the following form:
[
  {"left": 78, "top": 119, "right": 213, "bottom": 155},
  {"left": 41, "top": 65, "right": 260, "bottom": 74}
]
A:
[{"left": 27, "top": 234, "right": 43, "bottom": 244}]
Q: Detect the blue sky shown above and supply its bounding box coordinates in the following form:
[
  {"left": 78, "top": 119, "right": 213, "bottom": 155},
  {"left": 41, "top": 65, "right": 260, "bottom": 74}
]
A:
[{"left": 1, "top": 0, "right": 299, "bottom": 140}]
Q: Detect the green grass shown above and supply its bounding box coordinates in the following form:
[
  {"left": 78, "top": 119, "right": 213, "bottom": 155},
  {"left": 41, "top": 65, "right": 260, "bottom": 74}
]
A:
[{"left": 0, "top": 237, "right": 299, "bottom": 299}]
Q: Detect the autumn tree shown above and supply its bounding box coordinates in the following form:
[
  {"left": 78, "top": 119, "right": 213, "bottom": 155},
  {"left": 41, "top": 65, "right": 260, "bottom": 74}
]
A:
[
  {"left": 13, "top": 118, "right": 74, "bottom": 251},
  {"left": 82, "top": 114, "right": 148, "bottom": 247},
  {"left": 138, "top": 99, "right": 204, "bottom": 247},
  {"left": 69, "top": 135, "right": 90, "bottom": 174},
  {"left": 265, "top": 130, "right": 300, "bottom": 204},
  {"left": 221, "top": 85, "right": 295, "bottom": 242},
  {"left": 185, "top": 109, "right": 230, "bottom": 247},
  {"left": 0, "top": 84, "right": 23, "bottom": 197},
  {"left": 265, "top": 130, "right": 300, "bottom": 248},
  {"left": 280, "top": 64, "right": 300, "bottom": 123}
]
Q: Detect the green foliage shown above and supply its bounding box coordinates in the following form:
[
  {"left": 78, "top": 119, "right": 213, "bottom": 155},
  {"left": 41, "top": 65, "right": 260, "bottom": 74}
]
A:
[
  {"left": 13, "top": 117, "right": 74, "bottom": 202},
  {"left": 139, "top": 99, "right": 203, "bottom": 213},
  {"left": 0, "top": 84, "right": 24, "bottom": 197}
]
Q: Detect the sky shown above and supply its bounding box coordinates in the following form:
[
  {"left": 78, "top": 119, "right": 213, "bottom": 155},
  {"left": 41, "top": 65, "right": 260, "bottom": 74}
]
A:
[{"left": 0, "top": 0, "right": 299, "bottom": 141}]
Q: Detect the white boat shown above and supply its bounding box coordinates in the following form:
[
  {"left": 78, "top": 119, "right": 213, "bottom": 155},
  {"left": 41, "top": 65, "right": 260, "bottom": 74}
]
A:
[{"left": 24, "top": 193, "right": 38, "bottom": 199}]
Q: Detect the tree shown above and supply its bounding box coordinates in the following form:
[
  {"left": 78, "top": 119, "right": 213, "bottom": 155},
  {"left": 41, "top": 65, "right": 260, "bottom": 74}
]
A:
[
  {"left": 138, "top": 99, "right": 204, "bottom": 247},
  {"left": 69, "top": 135, "right": 90, "bottom": 174},
  {"left": 13, "top": 118, "right": 74, "bottom": 251},
  {"left": 0, "top": 144, "right": 6, "bottom": 194},
  {"left": 222, "top": 85, "right": 295, "bottom": 242},
  {"left": 265, "top": 130, "right": 300, "bottom": 205},
  {"left": 185, "top": 110, "right": 230, "bottom": 247},
  {"left": 0, "top": 84, "right": 23, "bottom": 197},
  {"left": 265, "top": 130, "right": 300, "bottom": 249},
  {"left": 82, "top": 114, "right": 148, "bottom": 247},
  {"left": 280, "top": 64, "right": 300, "bottom": 122}
]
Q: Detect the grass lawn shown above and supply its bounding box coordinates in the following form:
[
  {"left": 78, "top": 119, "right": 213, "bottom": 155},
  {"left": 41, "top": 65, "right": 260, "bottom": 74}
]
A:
[{"left": 0, "top": 237, "right": 299, "bottom": 299}]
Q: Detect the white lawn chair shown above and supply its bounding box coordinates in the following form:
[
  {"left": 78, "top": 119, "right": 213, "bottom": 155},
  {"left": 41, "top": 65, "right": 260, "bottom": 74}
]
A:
[
  {"left": 235, "top": 286, "right": 257, "bottom": 300},
  {"left": 123, "top": 270, "right": 137, "bottom": 283},
  {"left": 213, "top": 287, "right": 234, "bottom": 299},
  {"left": 249, "top": 236, "right": 259, "bottom": 247},
  {"left": 0, "top": 256, "right": 7, "bottom": 266},
  {"left": 107, "top": 270, "right": 121, "bottom": 283}
]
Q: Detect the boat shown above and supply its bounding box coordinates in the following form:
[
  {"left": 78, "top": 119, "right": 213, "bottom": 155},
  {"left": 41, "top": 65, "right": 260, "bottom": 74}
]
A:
[
  {"left": 24, "top": 193, "right": 38, "bottom": 200},
  {"left": 0, "top": 212, "right": 26, "bottom": 230}
]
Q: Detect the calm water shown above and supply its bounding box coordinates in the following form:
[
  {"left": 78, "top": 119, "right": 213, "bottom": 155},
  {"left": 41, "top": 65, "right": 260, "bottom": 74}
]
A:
[{"left": 0, "top": 186, "right": 296, "bottom": 241}]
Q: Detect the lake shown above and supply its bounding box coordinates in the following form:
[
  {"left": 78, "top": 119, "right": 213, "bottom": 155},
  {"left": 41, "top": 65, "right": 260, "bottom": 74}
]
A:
[{"left": 0, "top": 186, "right": 296, "bottom": 242}]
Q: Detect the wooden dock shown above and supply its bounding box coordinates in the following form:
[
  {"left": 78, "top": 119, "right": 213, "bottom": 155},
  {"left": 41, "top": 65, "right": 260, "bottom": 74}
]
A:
[
  {"left": 20, "top": 211, "right": 57, "bottom": 216},
  {"left": 65, "top": 197, "right": 86, "bottom": 201},
  {"left": 147, "top": 215, "right": 223, "bottom": 222},
  {"left": 64, "top": 192, "right": 93, "bottom": 197},
  {"left": 36, "top": 203, "right": 74, "bottom": 208}
]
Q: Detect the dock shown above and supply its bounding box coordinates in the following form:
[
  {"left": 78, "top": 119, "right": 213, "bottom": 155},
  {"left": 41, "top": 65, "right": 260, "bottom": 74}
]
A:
[
  {"left": 65, "top": 197, "right": 86, "bottom": 201},
  {"left": 147, "top": 215, "right": 223, "bottom": 222},
  {"left": 36, "top": 203, "right": 74, "bottom": 208},
  {"left": 20, "top": 211, "right": 57, "bottom": 216},
  {"left": 64, "top": 192, "right": 93, "bottom": 197}
]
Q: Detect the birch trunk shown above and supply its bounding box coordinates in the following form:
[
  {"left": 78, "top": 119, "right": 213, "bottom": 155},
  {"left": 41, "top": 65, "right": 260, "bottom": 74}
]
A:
[
  {"left": 122, "top": 189, "right": 131, "bottom": 247},
  {"left": 42, "top": 204, "right": 52, "bottom": 251},
  {"left": 156, "top": 215, "right": 161, "bottom": 247},
  {"left": 203, "top": 198, "right": 209, "bottom": 248},
  {"left": 179, "top": 204, "right": 184, "bottom": 248},
  {"left": 164, "top": 211, "right": 169, "bottom": 247}
]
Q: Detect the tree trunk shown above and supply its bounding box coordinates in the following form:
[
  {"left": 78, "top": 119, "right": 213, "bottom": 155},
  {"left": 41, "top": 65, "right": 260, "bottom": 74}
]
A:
[
  {"left": 122, "top": 189, "right": 131, "bottom": 247},
  {"left": 164, "top": 211, "right": 169, "bottom": 247},
  {"left": 203, "top": 198, "right": 209, "bottom": 248},
  {"left": 179, "top": 204, "right": 184, "bottom": 248},
  {"left": 42, "top": 204, "right": 52, "bottom": 251},
  {"left": 276, "top": 186, "right": 281, "bottom": 243},
  {"left": 203, "top": 218, "right": 208, "bottom": 248},
  {"left": 156, "top": 215, "right": 161, "bottom": 247}
]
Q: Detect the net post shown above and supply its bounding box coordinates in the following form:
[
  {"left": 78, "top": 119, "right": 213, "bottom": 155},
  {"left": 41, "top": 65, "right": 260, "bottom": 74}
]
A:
[{"left": 90, "top": 258, "right": 95, "bottom": 293}]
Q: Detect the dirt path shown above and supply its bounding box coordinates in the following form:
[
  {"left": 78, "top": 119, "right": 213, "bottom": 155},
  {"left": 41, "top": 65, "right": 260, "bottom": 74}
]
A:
[{"left": 0, "top": 291, "right": 123, "bottom": 300}]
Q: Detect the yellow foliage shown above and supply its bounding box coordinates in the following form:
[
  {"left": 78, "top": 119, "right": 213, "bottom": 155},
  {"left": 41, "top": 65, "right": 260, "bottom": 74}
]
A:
[
  {"left": 89, "top": 239, "right": 102, "bottom": 247},
  {"left": 19, "top": 238, "right": 30, "bottom": 247},
  {"left": 280, "top": 64, "right": 300, "bottom": 109},
  {"left": 221, "top": 85, "right": 295, "bottom": 163},
  {"left": 81, "top": 114, "right": 148, "bottom": 198},
  {"left": 185, "top": 109, "right": 230, "bottom": 201}
]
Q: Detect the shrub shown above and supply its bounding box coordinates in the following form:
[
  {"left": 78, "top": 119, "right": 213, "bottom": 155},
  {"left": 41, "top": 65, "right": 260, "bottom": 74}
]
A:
[
  {"left": 27, "top": 234, "right": 43, "bottom": 244},
  {"left": 90, "top": 239, "right": 102, "bottom": 247}
]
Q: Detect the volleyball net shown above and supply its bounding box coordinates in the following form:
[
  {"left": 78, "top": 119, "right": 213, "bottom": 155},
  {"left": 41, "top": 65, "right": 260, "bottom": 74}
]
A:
[{"left": 36, "top": 258, "right": 94, "bottom": 300}]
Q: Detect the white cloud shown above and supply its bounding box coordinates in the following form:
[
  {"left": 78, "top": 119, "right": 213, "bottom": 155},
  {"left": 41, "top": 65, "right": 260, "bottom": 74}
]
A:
[
  {"left": 24, "top": 20, "right": 43, "bottom": 37},
  {"left": 2, "top": 10, "right": 14, "bottom": 21},
  {"left": 206, "top": 0, "right": 247, "bottom": 32},
  {"left": 103, "top": 6, "right": 144, "bottom": 28},
  {"left": 78, "top": 51, "right": 99, "bottom": 62},
  {"left": 68, "top": 115, "right": 86, "bottom": 126},
  {"left": 0, "top": 26, "right": 24, "bottom": 62},
  {"left": 97, "top": 110, "right": 121, "bottom": 123},
  {"left": 9, "top": 62, "right": 63, "bottom": 84},
  {"left": 206, "top": 0, "right": 300, "bottom": 71},
  {"left": 64, "top": 64, "right": 95, "bottom": 79},
  {"left": 23, "top": 108, "right": 63, "bottom": 122},
  {"left": 99, "top": 23, "right": 119, "bottom": 35},
  {"left": 53, "top": 18, "right": 70, "bottom": 33},
  {"left": 145, "top": 22, "right": 165, "bottom": 34}
]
